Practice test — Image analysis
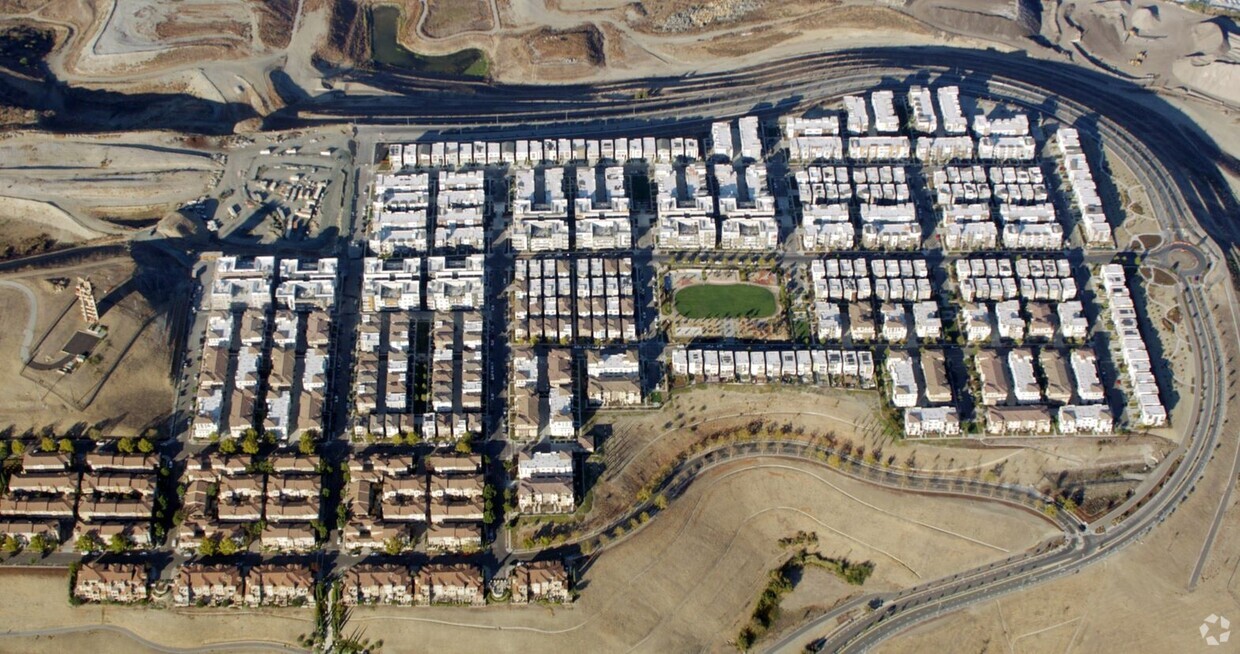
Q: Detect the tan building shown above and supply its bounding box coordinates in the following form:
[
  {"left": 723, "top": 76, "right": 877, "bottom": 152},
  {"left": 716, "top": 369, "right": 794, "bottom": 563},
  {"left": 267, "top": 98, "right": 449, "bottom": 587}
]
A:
[
  {"left": 975, "top": 350, "right": 1010, "bottom": 406},
  {"left": 429, "top": 473, "right": 484, "bottom": 500},
  {"left": 383, "top": 496, "right": 429, "bottom": 522},
  {"left": 245, "top": 564, "right": 314, "bottom": 607},
  {"left": 261, "top": 523, "right": 318, "bottom": 551},
  {"left": 79, "top": 497, "right": 154, "bottom": 521},
  {"left": 517, "top": 477, "right": 576, "bottom": 515},
  {"left": 0, "top": 496, "right": 75, "bottom": 517},
  {"left": 417, "top": 563, "right": 484, "bottom": 606},
  {"left": 85, "top": 453, "right": 154, "bottom": 472},
  {"left": 985, "top": 406, "right": 1054, "bottom": 435},
  {"left": 74, "top": 563, "right": 148, "bottom": 603},
  {"left": 1039, "top": 349, "right": 1074, "bottom": 404},
  {"left": 920, "top": 350, "right": 953, "bottom": 405},
  {"left": 512, "top": 560, "right": 572, "bottom": 603},
  {"left": 342, "top": 517, "right": 401, "bottom": 551},
  {"left": 426, "top": 522, "right": 484, "bottom": 552},
  {"left": 586, "top": 377, "right": 642, "bottom": 407},
  {"left": 343, "top": 564, "right": 415, "bottom": 606},
  {"left": 425, "top": 454, "right": 482, "bottom": 474},
  {"left": 0, "top": 519, "right": 59, "bottom": 546},
  {"left": 20, "top": 451, "right": 71, "bottom": 472},
  {"left": 5, "top": 472, "right": 78, "bottom": 495},
  {"left": 429, "top": 496, "right": 485, "bottom": 523},
  {"left": 80, "top": 472, "right": 156, "bottom": 497},
  {"left": 175, "top": 564, "right": 244, "bottom": 606}
]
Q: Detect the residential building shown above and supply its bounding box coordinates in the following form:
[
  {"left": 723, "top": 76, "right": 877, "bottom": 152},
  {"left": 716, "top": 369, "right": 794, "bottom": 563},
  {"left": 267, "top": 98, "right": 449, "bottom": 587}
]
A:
[
  {"left": 512, "top": 560, "right": 572, "bottom": 603},
  {"left": 245, "top": 565, "right": 314, "bottom": 607},
  {"left": 1039, "top": 349, "right": 1074, "bottom": 404},
  {"left": 175, "top": 564, "right": 245, "bottom": 606},
  {"left": 74, "top": 563, "right": 148, "bottom": 604},
  {"left": 921, "top": 350, "right": 953, "bottom": 404},
  {"left": 418, "top": 564, "right": 485, "bottom": 606},
  {"left": 1070, "top": 348, "right": 1106, "bottom": 403},
  {"left": 904, "top": 406, "right": 961, "bottom": 438},
  {"left": 985, "top": 406, "right": 1054, "bottom": 435},
  {"left": 518, "top": 477, "right": 576, "bottom": 515},
  {"left": 1009, "top": 348, "right": 1042, "bottom": 403},
  {"left": 913, "top": 301, "right": 942, "bottom": 340},
  {"left": 885, "top": 350, "right": 919, "bottom": 408},
  {"left": 1058, "top": 404, "right": 1115, "bottom": 435},
  {"left": 343, "top": 564, "right": 415, "bottom": 606},
  {"left": 976, "top": 350, "right": 1010, "bottom": 405}
]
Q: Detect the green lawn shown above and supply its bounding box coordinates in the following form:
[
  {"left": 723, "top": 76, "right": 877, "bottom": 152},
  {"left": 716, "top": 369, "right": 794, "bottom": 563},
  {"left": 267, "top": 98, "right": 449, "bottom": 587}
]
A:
[{"left": 674, "top": 284, "right": 777, "bottom": 319}]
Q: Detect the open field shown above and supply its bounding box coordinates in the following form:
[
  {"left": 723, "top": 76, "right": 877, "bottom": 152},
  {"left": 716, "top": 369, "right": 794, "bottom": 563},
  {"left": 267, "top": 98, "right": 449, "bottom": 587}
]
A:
[
  {"left": 674, "top": 283, "right": 776, "bottom": 319},
  {"left": 0, "top": 257, "right": 178, "bottom": 437},
  {"left": 0, "top": 568, "right": 312, "bottom": 654},
  {"left": 353, "top": 457, "right": 1057, "bottom": 652}
]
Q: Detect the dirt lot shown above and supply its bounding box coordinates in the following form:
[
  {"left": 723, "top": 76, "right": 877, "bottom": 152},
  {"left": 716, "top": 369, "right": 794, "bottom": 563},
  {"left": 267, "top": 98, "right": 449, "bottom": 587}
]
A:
[
  {"left": 526, "top": 25, "right": 604, "bottom": 66},
  {"left": 0, "top": 257, "right": 177, "bottom": 437},
  {"left": 0, "top": 132, "right": 223, "bottom": 235},
  {"left": 423, "top": 0, "right": 495, "bottom": 39}
]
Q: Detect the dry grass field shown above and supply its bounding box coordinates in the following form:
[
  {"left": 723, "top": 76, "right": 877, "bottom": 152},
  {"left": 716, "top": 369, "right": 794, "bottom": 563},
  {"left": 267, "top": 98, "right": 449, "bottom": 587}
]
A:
[
  {"left": 350, "top": 457, "right": 1056, "bottom": 652},
  {"left": 0, "top": 568, "right": 312, "bottom": 653},
  {"left": 0, "top": 257, "right": 176, "bottom": 437},
  {"left": 423, "top": 0, "right": 495, "bottom": 38}
]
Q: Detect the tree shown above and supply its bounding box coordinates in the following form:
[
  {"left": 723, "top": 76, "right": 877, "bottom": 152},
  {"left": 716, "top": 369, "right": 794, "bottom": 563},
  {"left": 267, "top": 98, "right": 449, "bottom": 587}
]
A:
[
  {"left": 653, "top": 494, "right": 669, "bottom": 510},
  {"left": 57, "top": 438, "right": 74, "bottom": 455},
  {"left": 107, "top": 533, "right": 129, "bottom": 554},
  {"left": 219, "top": 437, "right": 238, "bottom": 455},
  {"left": 39, "top": 436, "right": 55, "bottom": 453},
  {"left": 383, "top": 537, "right": 404, "bottom": 556},
  {"left": 10, "top": 440, "right": 24, "bottom": 456},
  {"left": 28, "top": 533, "right": 53, "bottom": 555},
  {"left": 454, "top": 439, "right": 472, "bottom": 455},
  {"left": 0, "top": 440, "right": 8, "bottom": 460},
  {"left": 197, "top": 537, "right": 219, "bottom": 557},
  {"left": 117, "top": 437, "right": 135, "bottom": 454},
  {"left": 75, "top": 532, "right": 103, "bottom": 553},
  {"left": 0, "top": 534, "right": 19, "bottom": 553},
  {"left": 218, "top": 537, "right": 239, "bottom": 556},
  {"left": 241, "top": 432, "right": 260, "bottom": 455},
  {"left": 298, "top": 432, "right": 316, "bottom": 456},
  {"left": 137, "top": 437, "right": 155, "bottom": 454}
]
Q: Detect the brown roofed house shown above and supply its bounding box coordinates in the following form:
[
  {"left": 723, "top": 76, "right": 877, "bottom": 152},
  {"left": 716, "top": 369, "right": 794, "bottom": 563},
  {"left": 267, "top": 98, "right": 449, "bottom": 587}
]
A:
[
  {"left": 343, "top": 564, "right": 414, "bottom": 606},
  {"left": 175, "top": 564, "right": 244, "bottom": 606},
  {"left": 74, "top": 563, "right": 148, "bottom": 603},
  {"left": 417, "top": 563, "right": 484, "bottom": 606},
  {"left": 512, "top": 560, "right": 571, "bottom": 603},
  {"left": 244, "top": 564, "right": 314, "bottom": 607}
]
